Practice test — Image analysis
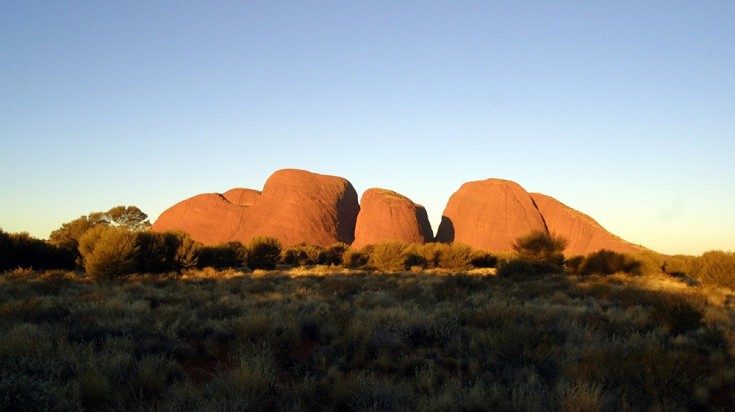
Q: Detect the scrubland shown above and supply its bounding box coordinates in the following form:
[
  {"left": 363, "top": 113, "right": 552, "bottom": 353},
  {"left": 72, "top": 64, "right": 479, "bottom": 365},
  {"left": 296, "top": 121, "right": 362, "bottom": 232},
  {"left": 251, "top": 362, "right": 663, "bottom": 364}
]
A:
[{"left": 2, "top": 264, "right": 734, "bottom": 411}]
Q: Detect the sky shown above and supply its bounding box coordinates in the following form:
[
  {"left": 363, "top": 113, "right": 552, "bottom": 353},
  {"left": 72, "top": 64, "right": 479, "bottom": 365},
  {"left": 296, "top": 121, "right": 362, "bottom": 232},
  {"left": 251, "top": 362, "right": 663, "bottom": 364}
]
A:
[{"left": 1, "top": 1, "right": 733, "bottom": 256}]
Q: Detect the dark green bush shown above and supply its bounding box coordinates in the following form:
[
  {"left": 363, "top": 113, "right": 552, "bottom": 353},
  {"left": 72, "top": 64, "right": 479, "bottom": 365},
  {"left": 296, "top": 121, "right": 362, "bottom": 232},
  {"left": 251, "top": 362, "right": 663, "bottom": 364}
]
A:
[
  {"left": 496, "top": 259, "right": 541, "bottom": 278},
  {"left": 245, "top": 236, "right": 282, "bottom": 270},
  {"left": 322, "top": 242, "right": 349, "bottom": 266},
  {"left": 402, "top": 252, "right": 428, "bottom": 269},
  {"left": 368, "top": 242, "right": 407, "bottom": 271},
  {"left": 0, "top": 229, "right": 75, "bottom": 271},
  {"left": 280, "top": 243, "right": 324, "bottom": 266},
  {"left": 692, "top": 251, "right": 735, "bottom": 289},
  {"left": 198, "top": 242, "right": 246, "bottom": 269},
  {"left": 136, "top": 231, "right": 200, "bottom": 273},
  {"left": 565, "top": 255, "right": 584, "bottom": 274},
  {"left": 470, "top": 250, "right": 498, "bottom": 268},
  {"left": 576, "top": 249, "right": 642, "bottom": 276},
  {"left": 343, "top": 249, "right": 369, "bottom": 268},
  {"left": 78, "top": 226, "right": 139, "bottom": 279},
  {"left": 438, "top": 243, "right": 474, "bottom": 270},
  {"left": 512, "top": 230, "right": 567, "bottom": 272}
]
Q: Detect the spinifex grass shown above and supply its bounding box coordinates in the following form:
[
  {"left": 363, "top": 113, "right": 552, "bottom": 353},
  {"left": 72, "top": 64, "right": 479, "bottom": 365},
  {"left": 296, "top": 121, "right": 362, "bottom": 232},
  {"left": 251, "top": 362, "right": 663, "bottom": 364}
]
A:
[{"left": 1, "top": 268, "right": 734, "bottom": 411}]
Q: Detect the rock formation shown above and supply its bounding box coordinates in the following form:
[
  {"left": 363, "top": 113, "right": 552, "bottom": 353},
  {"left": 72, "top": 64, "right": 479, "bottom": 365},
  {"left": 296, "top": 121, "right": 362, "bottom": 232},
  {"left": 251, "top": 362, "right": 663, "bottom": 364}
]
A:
[
  {"left": 435, "top": 179, "right": 547, "bottom": 252},
  {"left": 154, "top": 169, "right": 649, "bottom": 255},
  {"left": 530, "top": 193, "right": 645, "bottom": 256},
  {"left": 152, "top": 169, "right": 360, "bottom": 247},
  {"left": 352, "top": 188, "right": 434, "bottom": 249}
]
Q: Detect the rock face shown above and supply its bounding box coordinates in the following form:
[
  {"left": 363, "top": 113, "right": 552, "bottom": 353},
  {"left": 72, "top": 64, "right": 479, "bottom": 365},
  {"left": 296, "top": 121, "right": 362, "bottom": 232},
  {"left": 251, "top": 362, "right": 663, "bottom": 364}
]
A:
[
  {"left": 152, "top": 169, "right": 360, "bottom": 247},
  {"left": 435, "top": 179, "right": 547, "bottom": 252},
  {"left": 154, "top": 169, "right": 649, "bottom": 255},
  {"left": 352, "top": 188, "right": 434, "bottom": 249},
  {"left": 530, "top": 193, "right": 645, "bottom": 256}
]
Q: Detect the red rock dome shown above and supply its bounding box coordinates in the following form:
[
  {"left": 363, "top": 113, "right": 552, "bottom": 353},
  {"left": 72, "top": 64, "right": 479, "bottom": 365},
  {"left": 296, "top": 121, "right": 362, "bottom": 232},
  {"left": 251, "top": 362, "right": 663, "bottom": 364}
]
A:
[
  {"left": 152, "top": 169, "right": 359, "bottom": 247},
  {"left": 435, "top": 179, "right": 547, "bottom": 252},
  {"left": 352, "top": 188, "right": 433, "bottom": 249},
  {"left": 530, "top": 193, "right": 645, "bottom": 256}
]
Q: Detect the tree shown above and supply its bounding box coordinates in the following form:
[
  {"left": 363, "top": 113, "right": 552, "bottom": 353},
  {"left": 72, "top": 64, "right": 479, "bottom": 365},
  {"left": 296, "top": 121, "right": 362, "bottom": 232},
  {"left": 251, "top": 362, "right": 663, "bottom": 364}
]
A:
[
  {"left": 78, "top": 226, "right": 139, "bottom": 279},
  {"left": 99, "top": 206, "right": 150, "bottom": 231},
  {"left": 49, "top": 214, "right": 105, "bottom": 251},
  {"left": 49, "top": 206, "right": 150, "bottom": 265}
]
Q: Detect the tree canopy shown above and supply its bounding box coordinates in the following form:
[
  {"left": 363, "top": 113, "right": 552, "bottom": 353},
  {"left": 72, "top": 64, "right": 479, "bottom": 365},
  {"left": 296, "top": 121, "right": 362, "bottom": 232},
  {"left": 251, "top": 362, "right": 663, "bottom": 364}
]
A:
[{"left": 49, "top": 206, "right": 150, "bottom": 250}]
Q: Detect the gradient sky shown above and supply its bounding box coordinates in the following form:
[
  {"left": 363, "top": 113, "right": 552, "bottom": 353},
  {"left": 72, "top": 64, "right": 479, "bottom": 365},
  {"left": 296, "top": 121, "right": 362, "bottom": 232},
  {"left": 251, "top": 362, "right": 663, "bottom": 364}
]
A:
[{"left": 2, "top": 1, "right": 733, "bottom": 255}]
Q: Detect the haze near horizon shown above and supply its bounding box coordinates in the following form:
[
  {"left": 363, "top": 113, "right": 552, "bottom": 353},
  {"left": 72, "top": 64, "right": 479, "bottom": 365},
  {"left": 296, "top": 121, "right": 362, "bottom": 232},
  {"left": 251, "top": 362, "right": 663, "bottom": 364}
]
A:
[{"left": 1, "top": 1, "right": 733, "bottom": 255}]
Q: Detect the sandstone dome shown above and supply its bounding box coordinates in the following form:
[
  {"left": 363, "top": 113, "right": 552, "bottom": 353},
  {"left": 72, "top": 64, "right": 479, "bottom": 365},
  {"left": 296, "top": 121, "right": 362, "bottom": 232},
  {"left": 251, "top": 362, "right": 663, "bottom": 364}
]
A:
[
  {"left": 352, "top": 188, "right": 433, "bottom": 249},
  {"left": 152, "top": 169, "right": 360, "bottom": 247},
  {"left": 530, "top": 193, "right": 645, "bottom": 256},
  {"left": 435, "top": 178, "right": 547, "bottom": 252}
]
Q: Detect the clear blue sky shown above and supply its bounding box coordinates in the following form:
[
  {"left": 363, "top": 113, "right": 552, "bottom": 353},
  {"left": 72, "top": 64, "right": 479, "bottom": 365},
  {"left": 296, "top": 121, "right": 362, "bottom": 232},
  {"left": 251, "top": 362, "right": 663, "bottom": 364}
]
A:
[{"left": 2, "top": 1, "right": 733, "bottom": 255}]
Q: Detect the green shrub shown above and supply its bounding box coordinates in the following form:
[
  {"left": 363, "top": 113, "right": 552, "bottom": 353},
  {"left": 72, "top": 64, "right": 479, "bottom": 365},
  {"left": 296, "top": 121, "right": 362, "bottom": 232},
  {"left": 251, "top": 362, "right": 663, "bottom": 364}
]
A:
[
  {"left": 136, "top": 231, "right": 200, "bottom": 273},
  {"left": 565, "top": 256, "right": 584, "bottom": 274},
  {"left": 78, "top": 226, "right": 139, "bottom": 279},
  {"left": 576, "top": 250, "right": 642, "bottom": 276},
  {"left": 280, "top": 243, "right": 324, "bottom": 266},
  {"left": 415, "top": 242, "right": 446, "bottom": 269},
  {"left": 692, "top": 251, "right": 735, "bottom": 289},
  {"left": 496, "top": 259, "right": 540, "bottom": 278},
  {"left": 470, "top": 250, "right": 498, "bottom": 268},
  {"left": 368, "top": 242, "right": 407, "bottom": 271},
  {"left": 175, "top": 233, "right": 201, "bottom": 270},
  {"left": 245, "top": 237, "right": 282, "bottom": 270},
  {"left": 438, "top": 243, "right": 474, "bottom": 270},
  {"left": 343, "top": 248, "right": 369, "bottom": 268},
  {"left": 322, "top": 242, "right": 349, "bottom": 266},
  {"left": 198, "top": 242, "right": 246, "bottom": 269},
  {"left": 662, "top": 251, "right": 735, "bottom": 289},
  {"left": 0, "top": 229, "right": 75, "bottom": 271},
  {"left": 512, "top": 230, "right": 567, "bottom": 272}
]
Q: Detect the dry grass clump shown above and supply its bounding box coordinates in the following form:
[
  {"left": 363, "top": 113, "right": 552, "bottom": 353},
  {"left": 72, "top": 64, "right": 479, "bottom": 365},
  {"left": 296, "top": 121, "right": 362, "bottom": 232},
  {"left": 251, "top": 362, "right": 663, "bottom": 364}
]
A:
[{"left": 1, "top": 267, "right": 734, "bottom": 410}]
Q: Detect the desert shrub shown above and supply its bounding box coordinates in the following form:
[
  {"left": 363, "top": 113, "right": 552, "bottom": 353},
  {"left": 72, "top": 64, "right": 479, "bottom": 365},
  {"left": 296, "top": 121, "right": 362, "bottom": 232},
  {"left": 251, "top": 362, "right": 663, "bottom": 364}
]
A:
[
  {"left": 175, "top": 233, "right": 201, "bottom": 270},
  {"left": 416, "top": 242, "right": 446, "bottom": 269},
  {"left": 497, "top": 259, "right": 540, "bottom": 278},
  {"left": 0, "top": 229, "right": 75, "bottom": 271},
  {"left": 78, "top": 226, "right": 139, "bottom": 279},
  {"left": 368, "top": 242, "right": 408, "bottom": 271},
  {"left": 691, "top": 251, "right": 735, "bottom": 289},
  {"left": 198, "top": 242, "right": 246, "bottom": 269},
  {"left": 661, "top": 251, "right": 735, "bottom": 289},
  {"left": 512, "top": 230, "right": 567, "bottom": 272},
  {"left": 280, "top": 243, "right": 324, "bottom": 266},
  {"left": 575, "top": 249, "right": 642, "bottom": 276},
  {"left": 470, "top": 250, "right": 498, "bottom": 268},
  {"left": 343, "top": 248, "right": 369, "bottom": 268},
  {"left": 322, "top": 242, "right": 349, "bottom": 266},
  {"left": 565, "top": 255, "right": 584, "bottom": 274},
  {"left": 662, "top": 254, "right": 696, "bottom": 276},
  {"left": 400, "top": 244, "right": 428, "bottom": 269},
  {"left": 402, "top": 252, "right": 428, "bottom": 269},
  {"left": 136, "top": 231, "right": 200, "bottom": 274},
  {"left": 245, "top": 237, "right": 282, "bottom": 270},
  {"left": 438, "top": 243, "right": 474, "bottom": 270},
  {"left": 136, "top": 231, "right": 179, "bottom": 274}
]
